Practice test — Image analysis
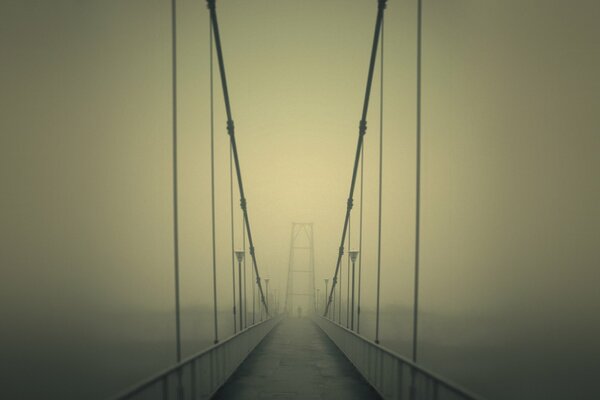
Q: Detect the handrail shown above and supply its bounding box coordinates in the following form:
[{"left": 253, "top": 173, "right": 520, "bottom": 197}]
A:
[
  {"left": 109, "top": 316, "right": 281, "bottom": 400},
  {"left": 313, "top": 315, "right": 485, "bottom": 400}
]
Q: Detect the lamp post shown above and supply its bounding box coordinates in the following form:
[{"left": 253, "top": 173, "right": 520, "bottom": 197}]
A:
[
  {"left": 235, "top": 251, "right": 244, "bottom": 330},
  {"left": 357, "top": 252, "right": 362, "bottom": 334},
  {"left": 347, "top": 254, "right": 351, "bottom": 328},
  {"left": 316, "top": 289, "right": 320, "bottom": 312},
  {"left": 324, "top": 279, "right": 329, "bottom": 318},
  {"left": 349, "top": 250, "right": 359, "bottom": 331},
  {"left": 243, "top": 251, "right": 247, "bottom": 329},
  {"left": 232, "top": 254, "right": 237, "bottom": 334},
  {"left": 264, "top": 278, "right": 270, "bottom": 313},
  {"left": 252, "top": 262, "right": 255, "bottom": 325},
  {"left": 338, "top": 259, "right": 342, "bottom": 324}
]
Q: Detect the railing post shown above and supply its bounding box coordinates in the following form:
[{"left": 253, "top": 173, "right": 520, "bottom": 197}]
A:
[
  {"left": 409, "top": 367, "right": 417, "bottom": 400},
  {"left": 396, "top": 360, "right": 403, "bottom": 400},
  {"left": 176, "top": 369, "right": 184, "bottom": 400},
  {"left": 191, "top": 360, "right": 196, "bottom": 400},
  {"left": 313, "top": 315, "right": 485, "bottom": 400},
  {"left": 162, "top": 377, "right": 168, "bottom": 400}
]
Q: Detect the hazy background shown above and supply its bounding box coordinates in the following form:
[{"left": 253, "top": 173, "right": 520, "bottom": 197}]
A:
[{"left": 1, "top": 0, "right": 599, "bottom": 399}]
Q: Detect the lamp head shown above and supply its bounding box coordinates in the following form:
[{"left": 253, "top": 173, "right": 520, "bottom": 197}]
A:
[
  {"left": 235, "top": 251, "right": 245, "bottom": 262},
  {"left": 349, "top": 251, "right": 359, "bottom": 263}
]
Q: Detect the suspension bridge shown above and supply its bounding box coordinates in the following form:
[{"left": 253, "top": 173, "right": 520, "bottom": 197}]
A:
[{"left": 106, "top": 1, "right": 486, "bottom": 399}]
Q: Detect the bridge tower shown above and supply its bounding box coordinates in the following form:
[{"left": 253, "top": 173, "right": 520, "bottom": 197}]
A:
[{"left": 284, "top": 223, "right": 316, "bottom": 317}]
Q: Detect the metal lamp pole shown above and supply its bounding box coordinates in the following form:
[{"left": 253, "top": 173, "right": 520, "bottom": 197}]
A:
[
  {"left": 349, "top": 250, "right": 359, "bottom": 331},
  {"left": 324, "top": 279, "right": 329, "bottom": 318},
  {"left": 235, "top": 251, "right": 244, "bottom": 331},
  {"left": 265, "top": 278, "right": 270, "bottom": 313},
  {"left": 243, "top": 249, "right": 247, "bottom": 329},
  {"left": 252, "top": 262, "right": 255, "bottom": 325},
  {"left": 346, "top": 254, "right": 351, "bottom": 328}
]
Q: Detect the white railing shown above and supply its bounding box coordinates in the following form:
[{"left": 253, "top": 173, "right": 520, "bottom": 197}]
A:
[
  {"left": 313, "top": 315, "right": 485, "bottom": 400},
  {"left": 110, "top": 316, "right": 281, "bottom": 400}
]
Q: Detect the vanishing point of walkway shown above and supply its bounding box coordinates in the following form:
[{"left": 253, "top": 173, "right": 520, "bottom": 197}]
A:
[{"left": 214, "top": 317, "right": 381, "bottom": 400}]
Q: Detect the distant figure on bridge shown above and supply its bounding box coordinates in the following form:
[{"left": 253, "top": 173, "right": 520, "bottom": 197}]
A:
[{"left": 297, "top": 306, "right": 302, "bottom": 318}]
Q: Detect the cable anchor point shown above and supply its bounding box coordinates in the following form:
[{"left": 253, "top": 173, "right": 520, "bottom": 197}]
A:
[
  {"left": 227, "top": 119, "right": 235, "bottom": 136},
  {"left": 359, "top": 120, "right": 367, "bottom": 136}
]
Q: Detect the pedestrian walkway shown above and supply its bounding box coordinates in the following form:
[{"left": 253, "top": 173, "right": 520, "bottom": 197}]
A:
[{"left": 213, "top": 317, "right": 381, "bottom": 400}]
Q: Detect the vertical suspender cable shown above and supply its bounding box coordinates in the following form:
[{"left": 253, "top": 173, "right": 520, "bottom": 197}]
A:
[
  {"left": 230, "top": 144, "right": 236, "bottom": 334},
  {"left": 357, "top": 146, "right": 364, "bottom": 334},
  {"left": 284, "top": 224, "right": 294, "bottom": 314},
  {"left": 242, "top": 216, "right": 247, "bottom": 329},
  {"left": 412, "top": 0, "right": 423, "bottom": 364},
  {"left": 375, "top": 15, "right": 384, "bottom": 345},
  {"left": 209, "top": 16, "right": 219, "bottom": 344},
  {"left": 310, "top": 224, "right": 316, "bottom": 315},
  {"left": 323, "top": 0, "right": 387, "bottom": 318},
  {"left": 244, "top": 219, "right": 248, "bottom": 328},
  {"left": 238, "top": 217, "right": 244, "bottom": 330},
  {"left": 338, "top": 247, "right": 342, "bottom": 324},
  {"left": 170, "top": 0, "right": 182, "bottom": 363},
  {"left": 252, "top": 245, "right": 256, "bottom": 324},
  {"left": 346, "top": 217, "right": 351, "bottom": 328},
  {"left": 332, "top": 273, "right": 336, "bottom": 320}
]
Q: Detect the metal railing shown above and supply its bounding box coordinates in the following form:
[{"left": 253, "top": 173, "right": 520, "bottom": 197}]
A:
[
  {"left": 312, "top": 316, "right": 485, "bottom": 400},
  {"left": 110, "top": 316, "right": 281, "bottom": 400}
]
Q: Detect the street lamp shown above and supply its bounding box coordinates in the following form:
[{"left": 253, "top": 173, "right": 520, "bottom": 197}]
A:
[
  {"left": 349, "top": 250, "right": 359, "bottom": 331},
  {"left": 251, "top": 263, "right": 256, "bottom": 325},
  {"left": 235, "top": 251, "right": 244, "bottom": 330},
  {"left": 324, "top": 278, "right": 329, "bottom": 318},
  {"left": 316, "top": 289, "right": 320, "bottom": 312},
  {"left": 338, "top": 259, "right": 342, "bottom": 324},
  {"left": 264, "top": 278, "right": 270, "bottom": 312}
]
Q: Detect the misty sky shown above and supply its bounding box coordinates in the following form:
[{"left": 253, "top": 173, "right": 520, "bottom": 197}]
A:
[{"left": 1, "top": 1, "right": 599, "bottom": 399}]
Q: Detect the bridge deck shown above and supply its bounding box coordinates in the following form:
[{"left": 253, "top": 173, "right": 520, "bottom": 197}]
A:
[{"left": 213, "top": 317, "right": 381, "bottom": 400}]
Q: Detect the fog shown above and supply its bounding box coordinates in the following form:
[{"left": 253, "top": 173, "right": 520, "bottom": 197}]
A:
[{"left": 1, "top": 0, "right": 599, "bottom": 399}]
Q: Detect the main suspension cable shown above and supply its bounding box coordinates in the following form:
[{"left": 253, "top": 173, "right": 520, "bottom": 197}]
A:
[
  {"left": 324, "top": 0, "right": 387, "bottom": 317},
  {"left": 207, "top": 0, "right": 269, "bottom": 315}
]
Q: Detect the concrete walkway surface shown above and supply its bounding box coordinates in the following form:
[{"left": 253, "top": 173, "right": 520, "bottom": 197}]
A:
[{"left": 213, "top": 317, "right": 381, "bottom": 400}]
